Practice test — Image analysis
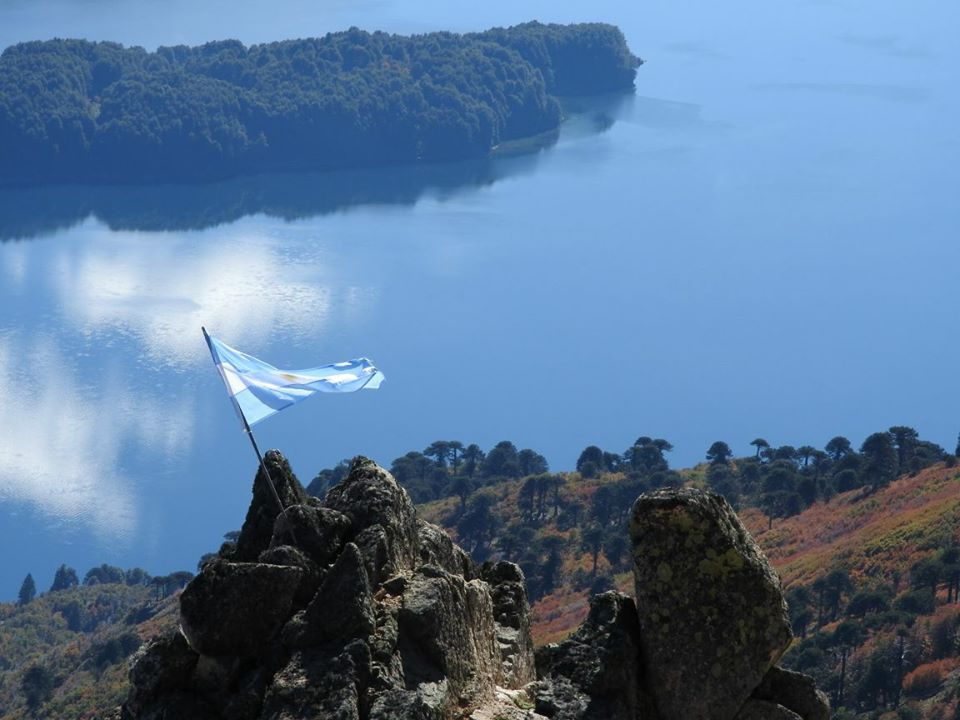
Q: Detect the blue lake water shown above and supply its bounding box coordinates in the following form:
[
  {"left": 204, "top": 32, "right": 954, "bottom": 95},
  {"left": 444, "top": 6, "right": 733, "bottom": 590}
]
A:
[{"left": 1, "top": 0, "right": 958, "bottom": 599}]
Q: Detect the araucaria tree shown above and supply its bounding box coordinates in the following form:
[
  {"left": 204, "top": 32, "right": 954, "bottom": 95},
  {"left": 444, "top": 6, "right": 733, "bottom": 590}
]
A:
[
  {"left": 860, "top": 432, "right": 898, "bottom": 491},
  {"left": 706, "top": 441, "right": 733, "bottom": 465}
]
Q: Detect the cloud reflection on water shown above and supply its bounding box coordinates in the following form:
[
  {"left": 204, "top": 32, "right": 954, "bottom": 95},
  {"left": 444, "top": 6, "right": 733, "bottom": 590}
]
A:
[
  {"left": 51, "top": 227, "right": 340, "bottom": 367},
  {"left": 0, "top": 218, "right": 378, "bottom": 539},
  {"left": 0, "top": 331, "right": 191, "bottom": 541}
]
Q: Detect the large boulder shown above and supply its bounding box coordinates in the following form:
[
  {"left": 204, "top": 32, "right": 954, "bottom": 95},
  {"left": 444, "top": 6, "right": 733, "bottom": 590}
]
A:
[
  {"left": 180, "top": 560, "right": 302, "bottom": 656},
  {"left": 534, "top": 592, "right": 649, "bottom": 720},
  {"left": 324, "top": 457, "right": 420, "bottom": 584},
  {"left": 234, "top": 450, "right": 308, "bottom": 562},
  {"left": 630, "top": 488, "right": 792, "bottom": 720}
]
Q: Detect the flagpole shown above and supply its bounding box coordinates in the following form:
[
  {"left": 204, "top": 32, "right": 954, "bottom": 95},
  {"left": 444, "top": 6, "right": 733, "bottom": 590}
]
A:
[
  {"left": 202, "top": 326, "right": 292, "bottom": 528},
  {"left": 240, "top": 413, "right": 289, "bottom": 520},
  {"left": 234, "top": 372, "right": 300, "bottom": 548}
]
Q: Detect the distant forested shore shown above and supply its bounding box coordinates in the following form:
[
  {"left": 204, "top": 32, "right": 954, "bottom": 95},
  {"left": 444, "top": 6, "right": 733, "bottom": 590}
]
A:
[{"left": 0, "top": 22, "right": 641, "bottom": 186}]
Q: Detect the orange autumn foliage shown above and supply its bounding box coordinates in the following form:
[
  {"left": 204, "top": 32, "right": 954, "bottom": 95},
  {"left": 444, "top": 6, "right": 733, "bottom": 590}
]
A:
[{"left": 903, "top": 658, "right": 960, "bottom": 697}]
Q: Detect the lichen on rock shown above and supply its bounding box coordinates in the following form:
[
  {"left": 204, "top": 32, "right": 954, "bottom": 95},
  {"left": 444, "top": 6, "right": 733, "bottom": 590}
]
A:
[{"left": 630, "top": 488, "right": 793, "bottom": 720}]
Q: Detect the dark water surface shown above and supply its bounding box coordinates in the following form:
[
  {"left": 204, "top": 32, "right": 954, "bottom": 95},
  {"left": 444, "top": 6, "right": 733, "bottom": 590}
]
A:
[{"left": 1, "top": 0, "right": 958, "bottom": 598}]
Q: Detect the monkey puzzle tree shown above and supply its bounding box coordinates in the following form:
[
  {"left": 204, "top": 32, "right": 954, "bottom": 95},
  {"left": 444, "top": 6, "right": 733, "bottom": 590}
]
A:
[
  {"left": 860, "top": 432, "right": 898, "bottom": 491},
  {"left": 750, "top": 438, "right": 770, "bottom": 459},
  {"left": 825, "top": 436, "right": 852, "bottom": 462},
  {"left": 706, "top": 440, "right": 733, "bottom": 465}
]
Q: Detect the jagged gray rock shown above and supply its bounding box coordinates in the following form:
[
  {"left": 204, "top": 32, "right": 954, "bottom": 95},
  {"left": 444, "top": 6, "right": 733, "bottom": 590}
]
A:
[
  {"left": 481, "top": 561, "right": 536, "bottom": 688},
  {"left": 534, "top": 591, "right": 649, "bottom": 720},
  {"left": 325, "top": 456, "right": 421, "bottom": 585},
  {"left": 124, "top": 454, "right": 538, "bottom": 720},
  {"left": 260, "top": 642, "right": 370, "bottom": 720},
  {"left": 396, "top": 565, "right": 503, "bottom": 710},
  {"left": 234, "top": 450, "right": 308, "bottom": 562},
  {"left": 258, "top": 544, "right": 326, "bottom": 610},
  {"left": 282, "top": 542, "right": 375, "bottom": 649},
  {"left": 368, "top": 688, "right": 447, "bottom": 720},
  {"left": 270, "top": 504, "right": 351, "bottom": 566},
  {"left": 532, "top": 676, "right": 589, "bottom": 720},
  {"left": 125, "top": 631, "right": 198, "bottom": 718},
  {"left": 750, "top": 667, "right": 830, "bottom": 720},
  {"left": 180, "top": 560, "right": 302, "bottom": 656},
  {"left": 419, "top": 518, "right": 476, "bottom": 579},
  {"left": 630, "top": 488, "right": 792, "bottom": 720}
]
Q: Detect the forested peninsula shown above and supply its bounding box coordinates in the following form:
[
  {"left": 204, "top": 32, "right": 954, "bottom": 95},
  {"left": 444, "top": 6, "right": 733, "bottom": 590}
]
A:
[{"left": 0, "top": 23, "right": 641, "bottom": 186}]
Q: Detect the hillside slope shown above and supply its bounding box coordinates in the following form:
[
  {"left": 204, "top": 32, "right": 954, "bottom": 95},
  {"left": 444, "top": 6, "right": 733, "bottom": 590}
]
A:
[
  {"left": 0, "top": 585, "right": 179, "bottom": 719},
  {"left": 743, "top": 463, "right": 960, "bottom": 588},
  {"left": 423, "top": 462, "right": 960, "bottom": 718}
]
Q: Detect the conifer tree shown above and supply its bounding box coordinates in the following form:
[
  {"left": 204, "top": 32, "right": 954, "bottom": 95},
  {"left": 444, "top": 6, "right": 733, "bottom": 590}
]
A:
[
  {"left": 18, "top": 573, "right": 36, "bottom": 605},
  {"left": 49, "top": 564, "right": 79, "bottom": 592}
]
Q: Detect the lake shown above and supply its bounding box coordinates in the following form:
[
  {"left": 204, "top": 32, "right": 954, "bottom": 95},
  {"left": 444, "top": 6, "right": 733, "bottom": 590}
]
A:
[{"left": 1, "top": 0, "right": 958, "bottom": 599}]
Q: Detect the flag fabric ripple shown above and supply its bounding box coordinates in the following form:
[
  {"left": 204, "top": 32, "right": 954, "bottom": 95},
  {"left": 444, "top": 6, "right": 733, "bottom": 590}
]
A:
[{"left": 203, "top": 329, "right": 384, "bottom": 427}]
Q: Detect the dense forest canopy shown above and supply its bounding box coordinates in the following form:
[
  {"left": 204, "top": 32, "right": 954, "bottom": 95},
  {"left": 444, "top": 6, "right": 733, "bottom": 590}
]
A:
[{"left": 0, "top": 22, "right": 641, "bottom": 185}]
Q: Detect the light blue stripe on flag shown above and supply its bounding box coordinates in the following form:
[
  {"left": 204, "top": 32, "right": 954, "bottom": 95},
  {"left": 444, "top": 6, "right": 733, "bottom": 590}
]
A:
[{"left": 203, "top": 330, "right": 384, "bottom": 427}]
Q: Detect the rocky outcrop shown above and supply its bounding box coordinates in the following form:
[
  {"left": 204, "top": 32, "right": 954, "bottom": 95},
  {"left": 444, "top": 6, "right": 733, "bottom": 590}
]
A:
[
  {"left": 180, "top": 560, "right": 303, "bottom": 656},
  {"left": 282, "top": 543, "right": 375, "bottom": 649},
  {"left": 234, "top": 450, "right": 307, "bottom": 562},
  {"left": 529, "top": 487, "right": 826, "bottom": 720},
  {"left": 325, "top": 457, "right": 421, "bottom": 586},
  {"left": 123, "top": 455, "right": 535, "bottom": 720},
  {"left": 270, "top": 503, "right": 351, "bottom": 567},
  {"left": 125, "top": 632, "right": 199, "bottom": 719},
  {"left": 749, "top": 667, "right": 830, "bottom": 720},
  {"left": 124, "top": 460, "right": 826, "bottom": 720},
  {"left": 481, "top": 561, "right": 536, "bottom": 688},
  {"left": 534, "top": 592, "right": 650, "bottom": 720},
  {"left": 630, "top": 488, "right": 793, "bottom": 720}
]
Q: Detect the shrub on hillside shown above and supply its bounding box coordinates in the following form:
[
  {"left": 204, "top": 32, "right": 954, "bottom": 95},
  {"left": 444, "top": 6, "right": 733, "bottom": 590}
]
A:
[
  {"left": 903, "top": 659, "right": 959, "bottom": 697},
  {"left": 894, "top": 588, "right": 936, "bottom": 615}
]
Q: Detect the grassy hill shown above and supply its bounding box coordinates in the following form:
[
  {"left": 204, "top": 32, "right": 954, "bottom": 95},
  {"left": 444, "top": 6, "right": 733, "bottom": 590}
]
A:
[{"left": 743, "top": 463, "right": 960, "bottom": 588}]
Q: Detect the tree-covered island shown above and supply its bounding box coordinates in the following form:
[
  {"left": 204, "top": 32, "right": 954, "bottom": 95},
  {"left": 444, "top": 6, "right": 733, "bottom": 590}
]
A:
[{"left": 0, "top": 22, "right": 641, "bottom": 185}]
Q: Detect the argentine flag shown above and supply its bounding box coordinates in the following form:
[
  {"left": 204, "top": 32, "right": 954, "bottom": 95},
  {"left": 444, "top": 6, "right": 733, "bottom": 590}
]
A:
[{"left": 203, "top": 328, "right": 384, "bottom": 427}]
